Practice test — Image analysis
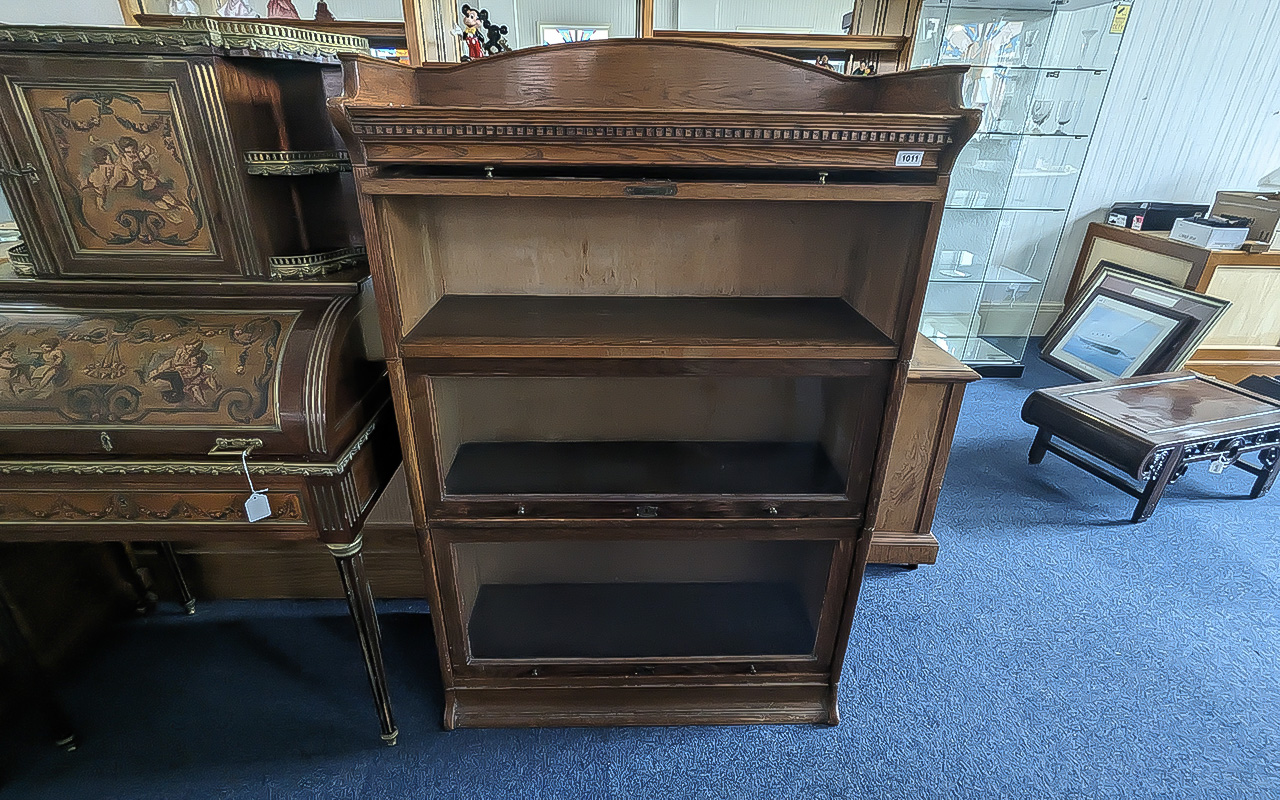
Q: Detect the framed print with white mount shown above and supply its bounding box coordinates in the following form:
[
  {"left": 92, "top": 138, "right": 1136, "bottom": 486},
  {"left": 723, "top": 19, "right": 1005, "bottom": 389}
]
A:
[{"left": 1041, "top": 263, "right": 1230, "bottom": 382}]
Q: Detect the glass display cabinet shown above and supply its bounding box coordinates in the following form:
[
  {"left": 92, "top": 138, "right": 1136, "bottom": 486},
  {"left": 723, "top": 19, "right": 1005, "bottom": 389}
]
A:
[{"left": 911, "top": 0, "right": 1134, "bottom": 372}]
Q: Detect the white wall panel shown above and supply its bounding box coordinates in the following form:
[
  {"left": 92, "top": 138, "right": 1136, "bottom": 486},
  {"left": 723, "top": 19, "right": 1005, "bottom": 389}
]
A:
[
  {"left": 656, "top": 0, "right": 856, "bottom": 34},
  {"left": 1044, "top": 0, "right": 1280, "bottom": 311},
  {"left": 504, "top": 0, "right": 635, "bottom": 49}
]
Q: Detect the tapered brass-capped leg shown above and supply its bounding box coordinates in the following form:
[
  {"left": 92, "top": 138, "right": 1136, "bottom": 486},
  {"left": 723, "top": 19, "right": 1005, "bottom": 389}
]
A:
[{"left": 329, "top": 537, "right": 398, "bottom": 745}]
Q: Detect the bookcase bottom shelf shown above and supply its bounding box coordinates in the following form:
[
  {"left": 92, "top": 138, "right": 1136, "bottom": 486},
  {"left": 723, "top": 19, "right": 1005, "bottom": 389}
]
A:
[
  {"left": 444, "top": 440, "right": 845, "bottom": 496},
  {"left": 444, "top": 683, "right": 837, "bottom": 729},
  {"left": 469, "top": 581, "right": 817, "bottom": 660}
]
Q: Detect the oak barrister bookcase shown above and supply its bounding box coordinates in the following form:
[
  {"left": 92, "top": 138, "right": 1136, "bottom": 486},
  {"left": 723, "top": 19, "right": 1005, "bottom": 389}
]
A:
[{"left": 333, "top": 40, "right": 978, "bottom": 728}]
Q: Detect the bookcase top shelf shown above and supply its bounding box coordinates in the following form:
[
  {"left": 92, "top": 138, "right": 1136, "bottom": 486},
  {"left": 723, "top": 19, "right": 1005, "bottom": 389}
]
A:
[
  {"left": 331, "top": 40, "right": 979, "bottom": 173},
  {"left": 400, "top": 296, "right": 898, "bottom": 361}
]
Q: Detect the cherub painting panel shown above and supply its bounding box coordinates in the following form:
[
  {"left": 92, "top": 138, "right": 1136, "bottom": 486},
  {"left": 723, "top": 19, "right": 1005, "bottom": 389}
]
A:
[{"left": 21, "top": 85, "right": 213, "bottom": 255}]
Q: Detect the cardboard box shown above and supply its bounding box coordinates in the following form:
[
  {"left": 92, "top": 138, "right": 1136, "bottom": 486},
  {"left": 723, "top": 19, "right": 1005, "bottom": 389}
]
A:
[
  {"left": 1169, "top": 215, "right": 1251, "bottom": 250},
  {"left": 1211, "top": 191, "right": 1280, "bottom": 249}
]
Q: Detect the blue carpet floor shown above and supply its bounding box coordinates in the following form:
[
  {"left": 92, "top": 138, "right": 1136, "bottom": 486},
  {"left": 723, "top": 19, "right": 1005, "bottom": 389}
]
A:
[{"left": 3, "top": 354, "right": 1279, "bottom": 799}]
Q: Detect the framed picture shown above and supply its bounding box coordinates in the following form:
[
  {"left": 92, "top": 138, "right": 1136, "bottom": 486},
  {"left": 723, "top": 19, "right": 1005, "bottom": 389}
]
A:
[{"left": 1041, "top": 263, "right": 1230, "bottom": 381}]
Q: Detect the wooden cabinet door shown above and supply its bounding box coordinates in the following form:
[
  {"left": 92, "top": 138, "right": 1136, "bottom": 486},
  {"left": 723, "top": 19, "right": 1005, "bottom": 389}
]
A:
[{"left": 0, "top": 53, "right": 255, "bottom": 278}]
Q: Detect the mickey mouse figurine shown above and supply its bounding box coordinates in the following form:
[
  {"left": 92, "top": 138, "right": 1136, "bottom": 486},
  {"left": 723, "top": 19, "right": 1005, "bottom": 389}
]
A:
[
  {"left": 851, "top": 59, "right": 877, "bottom": 76},
  {"left": 454, "top": 5, "right": 512, "bottom": 61},
  {"left": 483, "top": 18, "right": 511, "bottom": 56},
  {"left": 456, "top": 5, "right": 486, "bottom": 61}
]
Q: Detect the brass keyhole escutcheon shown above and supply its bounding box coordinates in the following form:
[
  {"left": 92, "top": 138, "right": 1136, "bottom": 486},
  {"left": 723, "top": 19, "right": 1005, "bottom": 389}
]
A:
[{"left": 99, "top": 431, "right": 114, "bottom": 452}]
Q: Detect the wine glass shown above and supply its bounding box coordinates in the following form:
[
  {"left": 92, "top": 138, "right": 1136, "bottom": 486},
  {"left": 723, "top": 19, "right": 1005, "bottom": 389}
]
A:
[
  {"left": 1078, "top": 29, "right": 1099, "bottom": 68},
  {"left": 1020, "top": 30, "right": 1040, "bottom": 67},
  {"left": 1029, "top": 100, "right": 1053, "bottom": 134},
  {"left": 1055, "top": 101, "right": 1075, "bottom": 134},
  {"left": 994, "top": 95, "right": 1020, "bottom": 133}
]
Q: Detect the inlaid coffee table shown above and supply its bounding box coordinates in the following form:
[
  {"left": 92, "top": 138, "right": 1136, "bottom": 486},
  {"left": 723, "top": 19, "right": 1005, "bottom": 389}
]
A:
[{"left": 1021, "top": 371, "right": 1280, "bottom": 522}]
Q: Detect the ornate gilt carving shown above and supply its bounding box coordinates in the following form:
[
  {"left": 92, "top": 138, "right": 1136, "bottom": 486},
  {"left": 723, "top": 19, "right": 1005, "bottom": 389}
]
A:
[
  {"left": 7, "top": 242, "right": 35, "bottom": 277},
  {"left": 244, "top": 150, "right": 353, "bottom": 176},
  {"left": 0, "top": 26, "right": 212, "bottom": 49},
  {"left": 0, "top": 22, "right": 368, "bottom": 62},
  {"left": 0, "top": 310, "right": 293, "bottom": 428},
  {"left": 269, "top": 246, "right": 367, "bottom": 280},
  {"left": 178, "top": 18, "right": 368, "bottom": 62}
]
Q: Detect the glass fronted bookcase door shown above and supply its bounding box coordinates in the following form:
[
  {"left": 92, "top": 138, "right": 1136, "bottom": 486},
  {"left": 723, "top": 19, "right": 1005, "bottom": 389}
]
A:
[
  {"left": 912, "top": 0, "right": 1133, "bottom": 371},
  {"left": 432, "top": 526, "right": 855, "bottom": 679},
  {"left": 404, "top": 363, "right": 892, "bottom": 520}
]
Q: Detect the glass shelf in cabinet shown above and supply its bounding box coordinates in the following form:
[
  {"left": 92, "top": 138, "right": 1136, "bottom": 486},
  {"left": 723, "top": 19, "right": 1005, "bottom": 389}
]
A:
[
  {"left": 986, "top": 265, "right": 1040, "bottom": 285},
  {"left": 920, "top": 313, "right": 980, "bottom": 343},
  {"left": 929, "top": 263, "right": 1040, "bottom": 285},
  {"left": 922, "top": 334, "right": 1021, "bottom": 365},
  {"left": 946, "top": 205, "right": 1070, "bottom": 214},
  {"left": 968, "top": 337, "right": 1022, "bottom": 365},
  {"left": 932, "top": 249, "right": 982, "bottom": 280},
  {"left": 978, "top": 132, "right": 1089, "bottom": 139},
  {"left": 940, "top": 64, "right": 1107, "bottom": 73}
]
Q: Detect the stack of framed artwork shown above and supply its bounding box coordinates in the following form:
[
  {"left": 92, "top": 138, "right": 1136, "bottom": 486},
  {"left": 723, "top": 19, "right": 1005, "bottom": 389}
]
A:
[{"left": 1042, "top": 263, "right": 1230, "bottom": 381}]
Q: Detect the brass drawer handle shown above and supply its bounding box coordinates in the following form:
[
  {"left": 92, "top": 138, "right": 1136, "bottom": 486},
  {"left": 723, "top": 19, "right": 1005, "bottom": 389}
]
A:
[
  {"left": 208, "top": 437, "right": 264, "bottom": 456},
  {"left": 623, "top": 182, "right": 676, "bottom": 197}
]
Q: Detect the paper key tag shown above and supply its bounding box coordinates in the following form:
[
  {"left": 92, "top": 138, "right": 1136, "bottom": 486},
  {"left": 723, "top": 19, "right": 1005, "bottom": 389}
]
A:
[{"left": 245, "top": 491, "right": 272, "bottom": 522}]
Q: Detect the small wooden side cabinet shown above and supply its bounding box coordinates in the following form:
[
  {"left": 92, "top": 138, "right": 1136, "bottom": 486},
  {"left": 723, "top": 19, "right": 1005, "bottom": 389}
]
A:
[
  {"left": 1068, "top": 221, "right": 1280, "bottom": 381},
  {"left": 332, "top": 40, "right": 978, "bottom": 728},
  {"left": 871, "top": 334, "right": 978, "bottom": 566}
]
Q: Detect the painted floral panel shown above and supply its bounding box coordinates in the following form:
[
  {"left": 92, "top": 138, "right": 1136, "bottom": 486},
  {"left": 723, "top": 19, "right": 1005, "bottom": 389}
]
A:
[{"left": 0, "top": 311, "right": 294, "bottom": 429}]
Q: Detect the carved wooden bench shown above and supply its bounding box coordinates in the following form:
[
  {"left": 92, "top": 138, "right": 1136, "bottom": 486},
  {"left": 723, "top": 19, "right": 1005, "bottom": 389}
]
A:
[{"left": 1022, "top": 371, "right": 1280, "bottom": 522}]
